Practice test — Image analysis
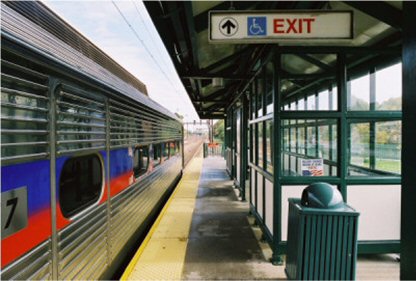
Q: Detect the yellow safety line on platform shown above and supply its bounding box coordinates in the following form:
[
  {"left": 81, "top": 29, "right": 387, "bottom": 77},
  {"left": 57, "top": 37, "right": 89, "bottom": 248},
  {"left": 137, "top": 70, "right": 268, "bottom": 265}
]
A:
[{"left": 121, "top": 151, "right": 203, "bottom": 281}]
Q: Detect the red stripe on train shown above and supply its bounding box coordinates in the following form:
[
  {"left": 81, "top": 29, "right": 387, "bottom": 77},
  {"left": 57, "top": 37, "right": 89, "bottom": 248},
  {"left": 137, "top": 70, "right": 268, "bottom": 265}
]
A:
[
  {"left": 110, "top": 171, "right": 134, "bottom": 197},
  {"left": 1, "top": 208, "right": 51, "bottom": 268},
  {"left": 2, "top": 174, "right": 133, "bottom": 268}
]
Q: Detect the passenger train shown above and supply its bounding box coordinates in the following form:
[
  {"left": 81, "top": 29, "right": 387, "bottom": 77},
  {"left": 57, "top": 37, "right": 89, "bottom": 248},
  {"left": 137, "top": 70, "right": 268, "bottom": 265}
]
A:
[{"left": 1, "top": 1, "right": 183, "bottom": 279}]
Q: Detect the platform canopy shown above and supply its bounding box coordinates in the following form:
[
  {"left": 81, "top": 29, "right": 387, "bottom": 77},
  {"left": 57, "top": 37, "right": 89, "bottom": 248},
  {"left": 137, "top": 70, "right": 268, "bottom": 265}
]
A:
[{"left": 144, "top": 1, "right": 402, "bottom": 119}]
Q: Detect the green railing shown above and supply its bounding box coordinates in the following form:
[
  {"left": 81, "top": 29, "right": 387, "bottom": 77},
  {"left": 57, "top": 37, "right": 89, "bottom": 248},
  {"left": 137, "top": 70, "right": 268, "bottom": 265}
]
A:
[{"left": 203, "top": 142, "right": 224, "bottom": 158}]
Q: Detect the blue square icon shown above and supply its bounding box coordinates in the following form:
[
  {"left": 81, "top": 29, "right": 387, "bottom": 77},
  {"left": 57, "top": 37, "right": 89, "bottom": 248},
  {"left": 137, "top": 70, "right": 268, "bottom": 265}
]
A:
[{"left": 248, "top": 17, "right": 266, "bottom": 36}]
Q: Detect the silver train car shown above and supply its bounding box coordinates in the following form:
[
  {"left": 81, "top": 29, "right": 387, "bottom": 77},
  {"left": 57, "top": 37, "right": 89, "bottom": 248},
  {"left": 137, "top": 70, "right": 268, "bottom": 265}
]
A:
[{"left": 1, "top": 1, "right": 183, "bottom": 279}]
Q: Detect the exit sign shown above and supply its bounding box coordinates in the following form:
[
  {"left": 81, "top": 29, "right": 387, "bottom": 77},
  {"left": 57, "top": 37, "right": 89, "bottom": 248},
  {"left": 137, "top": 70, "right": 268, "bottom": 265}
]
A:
[{"left": 209, "top": 11, "right": 353, "bottom": 43}]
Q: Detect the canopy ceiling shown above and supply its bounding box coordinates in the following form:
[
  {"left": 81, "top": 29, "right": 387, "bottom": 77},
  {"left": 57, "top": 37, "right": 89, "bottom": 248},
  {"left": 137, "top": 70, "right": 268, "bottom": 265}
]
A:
[{"left": 144, "top": 1, "right": 402, "bottom": 119}]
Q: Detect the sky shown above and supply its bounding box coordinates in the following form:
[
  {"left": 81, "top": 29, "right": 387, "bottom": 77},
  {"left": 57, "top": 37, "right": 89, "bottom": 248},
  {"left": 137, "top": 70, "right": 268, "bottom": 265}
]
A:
[{"left": 43, "top": 0, "right": 199, "bottom": 122}]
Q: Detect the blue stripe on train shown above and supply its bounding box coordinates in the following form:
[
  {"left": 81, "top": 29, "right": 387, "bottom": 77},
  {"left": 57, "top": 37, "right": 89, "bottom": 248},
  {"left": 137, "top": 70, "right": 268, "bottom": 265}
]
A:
[
  {"left": 2, "top": 149, "right": 132, "bottom": 214},
  {"left": 109, "top": 148, "right": 132, "bottom": 178},
  {"left": 1, "top": 159, "right": 51, "bottom": 215}
]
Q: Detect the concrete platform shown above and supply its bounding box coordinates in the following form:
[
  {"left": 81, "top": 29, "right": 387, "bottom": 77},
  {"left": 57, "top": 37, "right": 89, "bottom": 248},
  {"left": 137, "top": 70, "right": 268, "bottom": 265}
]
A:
[
  {"left": 182, "top": 157, "right": 283, "bottom": 280},
  {"left": 122, "top": 155, "right": 400, "bottom": 280}
]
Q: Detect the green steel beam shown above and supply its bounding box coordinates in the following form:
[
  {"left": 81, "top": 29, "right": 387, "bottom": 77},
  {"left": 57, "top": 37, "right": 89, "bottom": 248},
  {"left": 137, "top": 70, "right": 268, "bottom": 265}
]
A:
[
  {"left": 296, "top": 53, "right": 333, "bottom": 71},
  {"left": 277, "top": 46, "right": 401, "bottom": 54},
  {"left": 337, "top": 53, "right": 348, "bottom": 200},
  {"left": 342, "top": 1, "right": 402, "bottom": 30},
  {"left": 240, "top": 94, "right": 248, "bottom": 201},
  {"left": 200, "top": 46, "right": 253, "bottom": 73},
  {"left": 401, "top": 2, "right": 416, "bottom": 279},
  {"left": 272, "top": 50, "right": 284, "bottom": 265}
]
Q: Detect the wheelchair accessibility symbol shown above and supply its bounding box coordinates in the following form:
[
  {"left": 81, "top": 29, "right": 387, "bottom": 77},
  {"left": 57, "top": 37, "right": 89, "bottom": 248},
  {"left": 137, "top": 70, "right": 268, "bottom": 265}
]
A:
[{"left": 248, "top": 17, "right": 266, "bottom": 36}]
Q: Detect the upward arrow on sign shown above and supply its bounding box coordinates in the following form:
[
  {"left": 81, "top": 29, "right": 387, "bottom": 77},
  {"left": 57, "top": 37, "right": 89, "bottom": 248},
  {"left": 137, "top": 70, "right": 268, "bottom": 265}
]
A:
[{"left": 221, "top": 20, "right": 236, "bottom": 35}]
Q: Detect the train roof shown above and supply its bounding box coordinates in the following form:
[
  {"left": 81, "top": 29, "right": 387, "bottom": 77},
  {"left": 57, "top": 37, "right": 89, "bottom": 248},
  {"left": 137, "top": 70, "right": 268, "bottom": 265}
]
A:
[{"left": 1, "top": 1, "right": 180, "bottom": 122}]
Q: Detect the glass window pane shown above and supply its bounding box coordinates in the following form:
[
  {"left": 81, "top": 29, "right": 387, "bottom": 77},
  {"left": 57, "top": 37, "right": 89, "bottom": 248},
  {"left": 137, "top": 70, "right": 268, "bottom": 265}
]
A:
[
  {"left": 319, "top": 125, "right": 329, "bottom": 160},
  {"left": 376, "top": 63, "right": 402, "bottom": 110},
  {"left": 251, "top": 92, "right": 256, "bottom": 119},
  {"left": 332, "top": 86, "right": 338, "bottom": 110},
  {"left": 257, "top": 78, "right": 263, "bottom": 116},
  {"left": 153, "top": 144, "right": 161, "bottom": 167},
  {"left": 258, "top": 122, "right": 264, "bottom": 167},
  {"left": 59, "top": 154, "right": 102, "bottom": 218},
  {"left": 297, "top": 127, "right": 305, "bottom": 154},
  {"left": 318, "top": 90, "right": 329, "bottom": 110},
  {"left": 298, "top": 97, "right": 305, "bottom": 110},
  {"left": 331, "top": 124, "right": 337, "bottom": 161},
  {"left": 169, "top": 142, "right": 176, "bottom": 156},
  {"left": 267, "top": 103, "right": 273, "bottom": 114},
  {"left": 283, "top": 127, "right": 289, "bottom": 151},
  {"left": 290, "top": 127, "right": 296, "bottom": 152},
  {"left": 307, "top": 126, "right": 316, "bottom": 157},
  {"left": 163, "top": 143, "right": 169, "bottom": 160},
  {"left": 349, "top": 123, "right": 370, "bottom": 173},
  {"left": 266, "top": 63, "right": 274, "bottom": 114},
  {"left": 375, "top": 121, "right": 401, "bottom": 174},
  {"left": 252, "top": 124, "right": 257, "bottom": 164},
  {"left": 281, "top": 119, "right": 337, "bottom": 177},
  {"left": 266, "top": 120, "right": 273, "bottom": 173},
  {"left": 307, "top": 94, "right": 316, "bottom": 110},
  {"left": 348, "top": 74, "right": 370, "bottom": 110},
  {"left": 134, "top": 146, "right": 149, "bottom": 178}
]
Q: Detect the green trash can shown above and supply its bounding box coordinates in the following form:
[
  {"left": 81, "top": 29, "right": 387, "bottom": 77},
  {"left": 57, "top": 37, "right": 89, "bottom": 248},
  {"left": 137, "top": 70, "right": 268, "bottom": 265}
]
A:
[{"left": 285, "top": 183, "right": 359, "bottom": 280}]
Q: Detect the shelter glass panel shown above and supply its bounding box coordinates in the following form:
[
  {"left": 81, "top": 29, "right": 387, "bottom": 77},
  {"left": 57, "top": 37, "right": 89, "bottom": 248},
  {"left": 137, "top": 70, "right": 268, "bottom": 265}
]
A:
[
  {"left": 258, "top": 122, "right": 264, "bottom": 168},
  {"left": 297, "top": 96, "right": 305, "bottom": 110},
  {"left": 257, "top": 78, "right": 263, "bottom": 116},
  {"left": 266, "top": 120, "right": 273, "bottom": 174},
  {"left": 375, "top": 63, "right": 402, "bottom": 111},
  {"left": 307, "top": 94, "right": 316, "bottom": 110},
  {"left": 348, "top": 74, "right": 370, "bottom": 110},
  {"left": 349, "top": 123, "right": 370, "bottom": 172},
  {"left": 290, "top": 127, "right": 296, "bottom": 153},
  {"left": 332, "top": 86, "right": 338, "bottom": 110},
  {"left": 251, "top": 124, "right": 257, "bottom": 164},
  {"left": 251, "top": 83, "right": 257, "bottom": 119},
  {"left": 266, "top": 62, "right": 274, "bottom": 114},
  {"left": 281, "top": 119, "right": 338, "bottom": 177},
  {"left": 297, "top": 127, "right": 305, "bottom": 154},
  {"left": 318, "top": 90, "right": 329, "bottom": 110},
  {"left": 375, "top": 121, "right": 401, "bottom": 174},
  {"left": 306, "top": 125, "right": 316, "bottom": 157}
]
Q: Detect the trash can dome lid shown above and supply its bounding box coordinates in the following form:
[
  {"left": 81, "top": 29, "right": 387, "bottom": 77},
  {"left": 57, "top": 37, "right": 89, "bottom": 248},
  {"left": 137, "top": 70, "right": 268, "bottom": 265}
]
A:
[{"left": 301, "top": 182, "right": 344, "bottom": 209}]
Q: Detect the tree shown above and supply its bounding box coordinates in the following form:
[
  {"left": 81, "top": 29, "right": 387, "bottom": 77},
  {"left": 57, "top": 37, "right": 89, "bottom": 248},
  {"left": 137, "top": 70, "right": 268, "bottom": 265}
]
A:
[{"left": 213, "top": 120, "right": 224, "bottom": 142}]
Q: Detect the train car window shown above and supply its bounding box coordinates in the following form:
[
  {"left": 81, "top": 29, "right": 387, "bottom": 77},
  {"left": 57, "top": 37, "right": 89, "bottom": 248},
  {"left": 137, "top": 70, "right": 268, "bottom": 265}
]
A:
[
  {"left": 176, "top": 141, "right": 181, "bottom": 155},
  {"left": 162, "top": 143, "right": 169, "bottom": 161},
  {"left": 133, "top": 146, "right": 149, "bottom": 178},
  {"left": 169, "top": 142, "right": 176, "bottom": 157},
  {"left": 153, "top": 144, "right": 161, "bottom": 167},
  {"left": 59, "top": 154, "right": 102, "bottom": 218}
]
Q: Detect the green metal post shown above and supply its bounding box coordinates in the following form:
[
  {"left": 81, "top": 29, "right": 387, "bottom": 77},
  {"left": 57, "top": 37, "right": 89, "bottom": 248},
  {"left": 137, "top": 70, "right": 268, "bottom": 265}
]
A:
[
  {"left": 329, "top": 85, "right": 334, "bottom": 175},
  {"left": 241, "top": 94, "right": 248, "bottom": 201},
  {"left": 337, "top": 53, "right": 348, "bottom": 200},
  {"left": 272, "top": 50, "right": 284, "bottom": 265},
  {"left": 401, "top": 1, "right": 416, "bottom": 279},
  {"left": 249, "top": 86, "right": 253, "bottom": 207},
  {"left": 262, "top": 66, "right": 267, "bottom": 220}
]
